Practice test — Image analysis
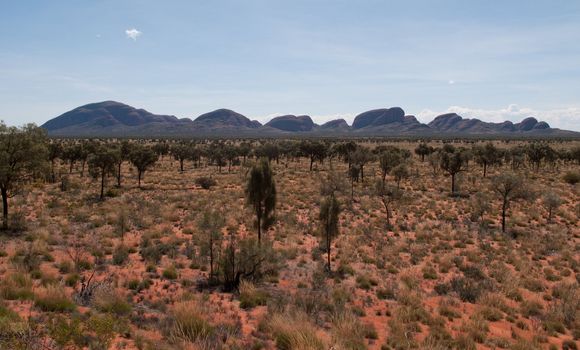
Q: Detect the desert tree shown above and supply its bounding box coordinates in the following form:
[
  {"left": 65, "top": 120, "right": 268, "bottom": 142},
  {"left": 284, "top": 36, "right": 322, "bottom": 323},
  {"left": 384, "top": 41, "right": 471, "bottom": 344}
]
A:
[
  {"left": 428, "top": 152, "right": 441, "bottom": 176},
  {"left": 77, "top": 141, "right": 96, "bottom": 177},
  {"left": 414, "top": 143, "right": 433, "bottom": 162},
  {"left": 491, "top": 172, "right": 528, "bottom": 233},
  {"left": 88, "top": 146, "right": 120, "bottom": 200},
  {"left": 333, "top": 141, "right": 357, "bottom": 168},
  {"left": 378, "top": 147, "right": 402, "bottom": 184},
  {"left": 351, "top": 147, "right": 374, "bottom": 181},
  {"left": 198, "top": 208, "right": 225, "bottom": 283},
  {"left": 171, "top": 144, "right": 191, "bottom": 172},
  {"left": 300, "top": 141, "right": 327, "bottom": 171},
  {"left": 542, "top": 191, "right": 562, "bottom": 223},
  {"left": 152, "top": 142, "right": 170, "bottom": 160},
  {"left": 129, "top": 145, "right": 158, "bottom": 188},
  {"left": 374, "top": 179, "right": 402, "bottom": 228},
  {"left": 115, "top": 141, "right": 134, "bottom": 187},
  {"left": 47, "top": 141, "right": 63, "bottom": 183},
  {"left": 473, "top": 142, "right": 503, "bottom": 177},
  {"left": 347, "top": 165, "right": 360, "bottom": 201},
  {"left": 525, "top": 143, "right": 547, "bottom": 171},
  {"left": 245, "top": 158, "right": 276, "bottom": 244},
  {"left": 319, "top": 193, "right": 341, "bottom": 271},
  {"left": 392, "top": 163, "right": 409, "bottom": 189},
  {"left": 440, "top": 149, "right": 466, "bottom": 195},
  {"left": 470, "top": 192, "right": 491, "bottom": 230},
  {"left": 62, "top": 143, "right": 81, "bottom": 174},
  {"left": 0, "top": 122, "right": 48, "bottom": 230}
]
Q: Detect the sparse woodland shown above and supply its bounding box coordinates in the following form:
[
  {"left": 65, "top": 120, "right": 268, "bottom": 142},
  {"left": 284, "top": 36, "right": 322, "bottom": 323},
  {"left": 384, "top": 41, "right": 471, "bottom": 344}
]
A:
[{"left": 1, "top": 123, "right": 580, "bottom": 350}]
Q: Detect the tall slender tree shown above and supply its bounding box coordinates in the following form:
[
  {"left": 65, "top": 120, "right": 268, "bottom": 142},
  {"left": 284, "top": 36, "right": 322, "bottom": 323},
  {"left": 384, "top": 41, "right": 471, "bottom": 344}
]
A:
[
  {"left": 198, "top": 208, "right": 225, "bottom": 283},
  {"left": 440, "top": 149, "right": 466, "bottom": 194},
  {"left": 129, "top": 146, "right": 158, "bottom": 188},
  {"left": 491, "top": 172, "right": 527, "bottom": 233},
  {"left": 0, "top": 123, "right": 48, "bottom": 230},
  {"left": 245, "top": 158, "right": 276, "bottom": 244},
  {"left": 88, "top": 146, "right": 119, "bottom": 200},
  {"left": 319, "top": 193, "right": 341, "bottom": 271}
]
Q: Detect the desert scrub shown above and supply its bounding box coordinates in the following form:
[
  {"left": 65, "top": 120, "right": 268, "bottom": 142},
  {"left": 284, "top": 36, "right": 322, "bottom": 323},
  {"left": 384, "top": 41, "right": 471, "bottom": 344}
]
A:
[
  {"left": 330, "top": 312, "right": 368, "bottom": 350},
  {"left": 262, "top": 311, "right": 325, "bottom": 350},
  {"left": 92, "top": 286, "right": 132, "bottom": 316},
  {"left": 34, "top": 284, "right": 76, "bottom": 312},
  {"left": 239, "top": 281, "right": 269, "bottom": 309},
  {"left": 0, "top": 272, "right": 34, "bottom": 300},
  {"left": 162, "top": 265, "right": 178, "bottom": 280},
  {"left": 166, "top": 300, "right": 214, "bottom": 344}
]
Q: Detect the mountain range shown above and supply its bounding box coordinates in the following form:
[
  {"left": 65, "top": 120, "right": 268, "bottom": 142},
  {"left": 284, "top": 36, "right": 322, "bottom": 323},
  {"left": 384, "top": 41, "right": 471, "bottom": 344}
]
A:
[{"left": 41, "top": 101, "right": 579, "bottom": 138}]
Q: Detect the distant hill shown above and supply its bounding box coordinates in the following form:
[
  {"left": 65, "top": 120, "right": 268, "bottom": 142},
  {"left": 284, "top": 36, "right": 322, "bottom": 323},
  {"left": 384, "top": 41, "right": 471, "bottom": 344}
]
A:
[
  {"left": 41, "top": 101, "right": 579, "bottom": 138},
  {"left": 265, "top": 115, "right": 316, "bottom": 132},
  {"left": 193, "top": 109, "right": 262, "bottom": 130},
  {"left": 428, "top": 113, "right": 554, "bottom": 134}
]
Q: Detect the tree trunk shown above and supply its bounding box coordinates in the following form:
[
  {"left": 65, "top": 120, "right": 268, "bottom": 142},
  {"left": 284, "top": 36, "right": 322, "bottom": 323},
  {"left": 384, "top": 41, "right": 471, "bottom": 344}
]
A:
[
  {"left": 483, "top": 163, "right": 487, "bottom": 177},
  {"left": 138, "top": 171, "right": 142, "bottom": 188},
  {"left": 327, "top": 231, "right": 331, "bottom": 271},
  {"left": 360, "top": 165, "right": 364, "bottom": 182},
  {"left": 69, "top": 161, "right": 74, "bottom": 174},
  {"left": 209, "top": 236, "right": 214, "bottom": 281},
  {"left": 310, "top": 157, "right": 314, "bottom": 171},
  {"left": 501, "top": 200, "right": 507, "bottom": 232},
  {"left": 451, "top": 173, "right": 456, "bottom": 194},
  {"left": 81, "top": 160, "right": 86, "bottom": 177},
  {"left": 1, "top": 187, "right": 8, "bottom": 230},
  {"left": 117, "top": 162, "right": 122, "bottom": 187},
  {"left": 180, "top": 159, "right": 184, "bottom": 172},
  {"left": 257, "top": 208, "right": 262, "bottom": 244},
  {"left": 100, "top": 170, "right": 105, "bottom": 200}
]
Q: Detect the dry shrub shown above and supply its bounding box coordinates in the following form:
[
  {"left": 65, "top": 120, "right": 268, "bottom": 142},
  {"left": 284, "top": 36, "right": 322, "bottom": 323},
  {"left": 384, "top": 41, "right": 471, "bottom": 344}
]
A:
[
  {"left": 34, "top": 284, "right": 76, "bottom": 312},
  {"left": 265, "top": 311, "right": 325, "bottom": 350},
  {"left": 168, "top": 301, "right": 214, "bottom": 345},
  {"left": 331, "top": 312, "right": 367, "bottom": 350}
]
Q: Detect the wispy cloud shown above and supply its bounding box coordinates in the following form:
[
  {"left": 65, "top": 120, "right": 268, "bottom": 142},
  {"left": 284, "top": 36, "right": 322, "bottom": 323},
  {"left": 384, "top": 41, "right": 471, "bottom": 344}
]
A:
[
  {"left": 125, "top": 28, "right": 142, "bottom": 41},
  {"left": 417, "top": 105, "right": 580, "bottom": 131}
]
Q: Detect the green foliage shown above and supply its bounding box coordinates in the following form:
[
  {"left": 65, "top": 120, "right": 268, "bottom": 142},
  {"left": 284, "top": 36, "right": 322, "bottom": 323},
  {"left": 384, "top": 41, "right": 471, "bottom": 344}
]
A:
[{"left": 246, "top": 158, "right": 277, "bottom": 242}]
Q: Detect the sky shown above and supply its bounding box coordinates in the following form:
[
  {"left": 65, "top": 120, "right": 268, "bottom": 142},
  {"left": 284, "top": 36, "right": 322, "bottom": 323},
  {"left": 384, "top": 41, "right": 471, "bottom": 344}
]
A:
[{"left": 1, "top": 0, "right": 580, "bottom": 131}]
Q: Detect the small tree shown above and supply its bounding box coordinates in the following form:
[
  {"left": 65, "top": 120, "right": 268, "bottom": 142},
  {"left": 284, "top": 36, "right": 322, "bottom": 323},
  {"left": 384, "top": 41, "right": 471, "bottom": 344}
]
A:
[
  {"left": 378, "top": 149, "right": 402, "bottom": 184},
  {"left": 198, "top": 209, "right": 225, "bottom": 282},
  {"left": 115, "top": 141, "right": 134, "bottom": 187},
  {"left": 0, "top": 123, "right": 48, "bottom": 230},
  {"left": 375, "top": 180, "right": 402, "bottom": 228},
  {"left": 414, "top": 143, "right": 433, "bottom": 162},
  {"left": 470, "top": 192, "right": 491, "bottom": 229},
  {"left": 245, "top": 158, "right": 276, "bottom": 243},
  {"left": 491, "top": 172, "right": 527, "bottom": 233},
  {"left": 473, "top": 143, "right": 502, "bottom": 177},
  {"left": 440, "top": 150, "right": 466, "bottom": 194},
  {"left": 542, "top": 191, "right": 561, "bottom": 223},
  {"left": 319, "top": 193, "right": 340, "bottom": 271},
  {"left": 88, "top": 147, "right": 119, "bottom": 200},
  {"left": 129, "top": 146, "right": 158, "bottom": 188},
  {"left": 48, "top": 142, "right": 62, "bottom": 183},
  {"left": 171, "top": 144, "right": 191, "bottom": 172},
  {"left": 392, "top": 163, "right": 409, "bottom": 189},
  {"left": 347, "top": 165, "right": 360, "bottom": 201},
  {"left": 351, "top": 147, "right": 374, "bottom": 182}
]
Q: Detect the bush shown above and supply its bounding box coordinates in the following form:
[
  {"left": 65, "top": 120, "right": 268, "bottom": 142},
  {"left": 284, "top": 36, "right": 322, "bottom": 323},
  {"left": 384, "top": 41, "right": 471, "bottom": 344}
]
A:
[
  {"left": 563, "top": 171, "right": 580, "bottom": 185},
  {"left": 265, "top": 312, "right": 325, "bottom": 350},
  {"left": 112, "top": 244, "right": 129, "bottom": 265},
  {"left": 92, "top": 286, "right": 132, "bottom": 316},
  {"left": 0, "top": 272, "right": 34, "bottom": 300},
  {"left": 195, "top": 176, "right": 217, "bottom": 190},
  {"left": 239, "top": 281, "right": 268, "bottom": 309},
  {"left": 34, "top": 285, "right": 76, "bottom": 312},
  {"left": 162, "top": 265, "right": 178, "bottom": 280},
  {"left": 167, "top": 301, "right": 214, "bottom": 343}
]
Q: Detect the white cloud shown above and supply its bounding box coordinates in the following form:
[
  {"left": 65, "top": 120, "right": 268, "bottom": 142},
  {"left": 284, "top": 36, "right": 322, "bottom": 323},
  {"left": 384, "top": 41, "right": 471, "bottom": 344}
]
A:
[
  {"left": 448, "top": 80, "right": 455, "bottom": 85},
  {"left": 417, "top": 105, "right": 580, "bottom": 131},
  {"left": 125, "top": 28, "right": 142, "bottom": 41}
]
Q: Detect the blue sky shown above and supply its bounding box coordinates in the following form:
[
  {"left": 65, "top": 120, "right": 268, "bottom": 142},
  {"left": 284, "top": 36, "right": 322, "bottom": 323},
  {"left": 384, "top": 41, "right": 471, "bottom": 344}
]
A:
[{"left": 1, "top": 0, "right": 579, "bottom": 130}]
